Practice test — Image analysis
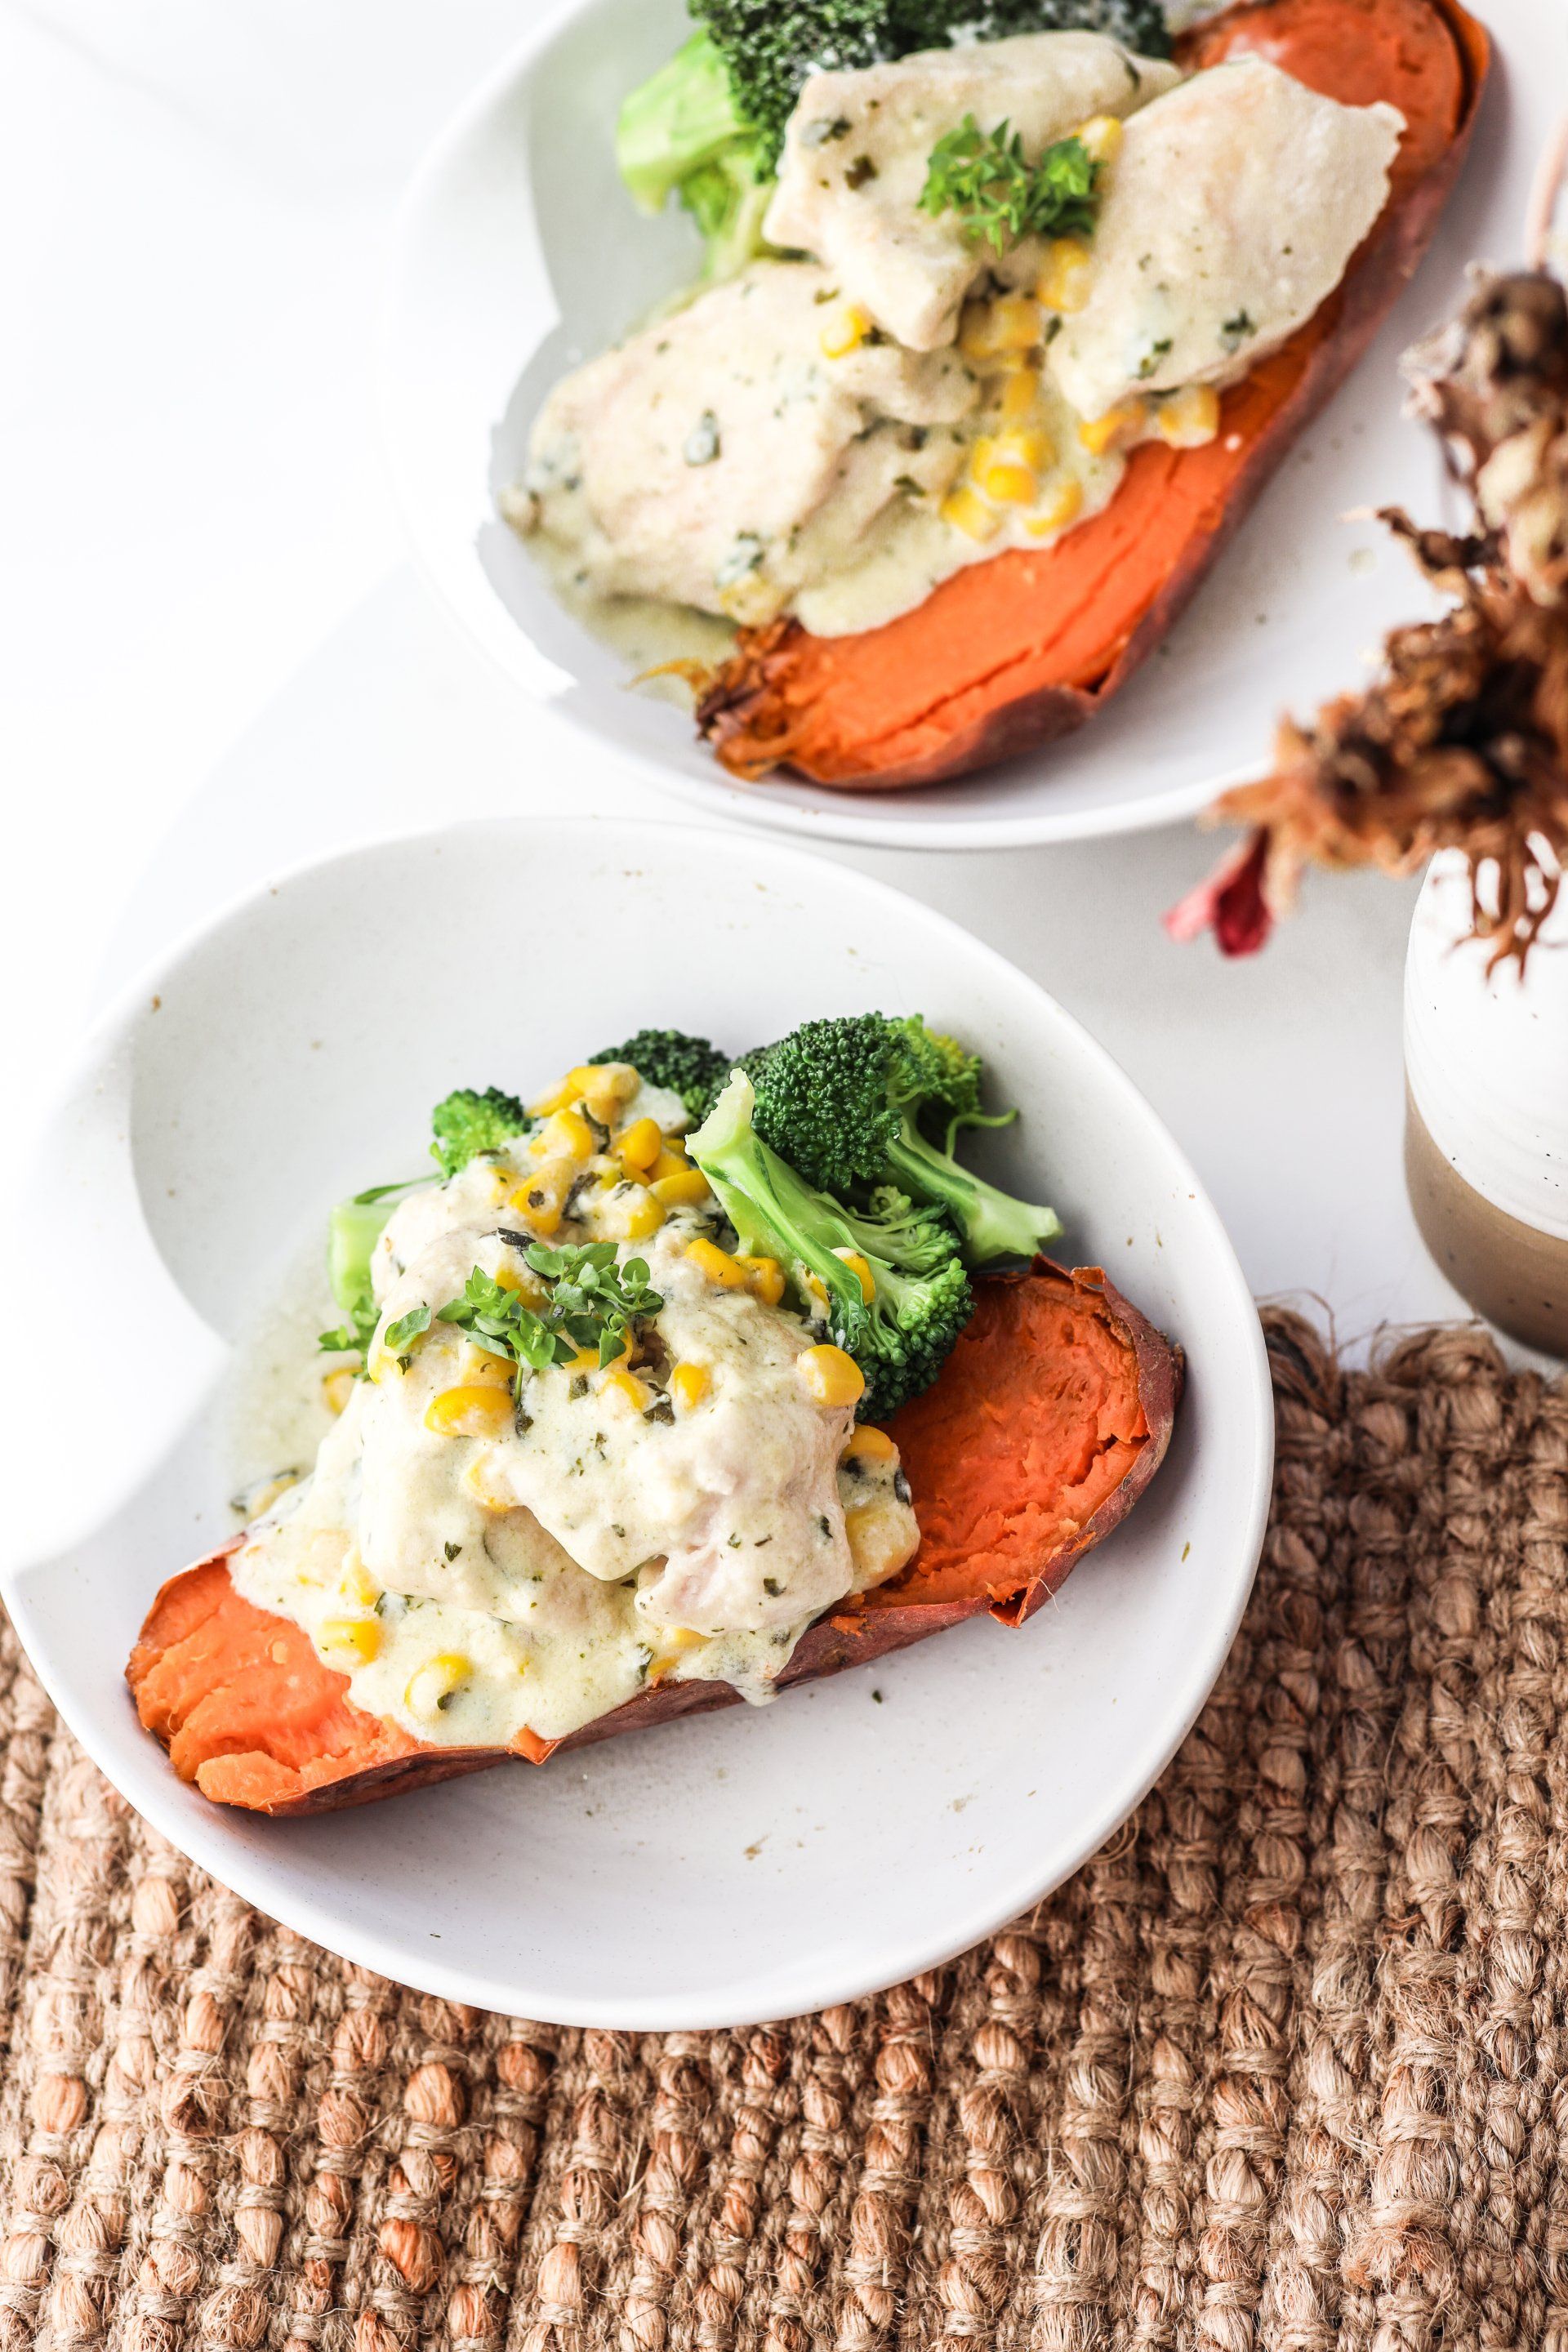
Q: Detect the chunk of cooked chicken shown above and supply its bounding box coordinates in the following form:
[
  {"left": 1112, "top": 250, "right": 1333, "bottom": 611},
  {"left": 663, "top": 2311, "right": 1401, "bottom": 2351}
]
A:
[
  {"left": 523, "top": 259, "right": 978, "bottom": 622},
  {"left": 763, "top": 33, "right": 1180, "bottom": 353},
  {"left": 1049, "top": 58, "right": 1403, "bottom": 420}
]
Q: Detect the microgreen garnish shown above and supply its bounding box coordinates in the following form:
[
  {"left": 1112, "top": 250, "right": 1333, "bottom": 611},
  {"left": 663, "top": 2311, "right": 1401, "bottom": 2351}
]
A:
[
  {"left": 318, "top": 1321, "right": 372, "bottom": 1357},
  {"left": 919, "top": 122, "right": 1100, "bottom": 256},
  {"left": 352, "top": 1178, "right": 424, "bottom": 1205},
  {"left": 384, "top": 1305, "right": 432, "bottom": 1352},
  {"left": 435, "top": 1245, "right": 665, "bottom": 1398}
]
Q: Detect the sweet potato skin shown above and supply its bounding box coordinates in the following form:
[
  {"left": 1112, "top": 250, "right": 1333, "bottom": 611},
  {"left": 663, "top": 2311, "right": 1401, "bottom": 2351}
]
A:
[
  {"left": 695, "top": 0, "right": 1490, "bottom": 791},
  {"left": 128, "top": 1263, "right": 1181, "bottom": 1816}
]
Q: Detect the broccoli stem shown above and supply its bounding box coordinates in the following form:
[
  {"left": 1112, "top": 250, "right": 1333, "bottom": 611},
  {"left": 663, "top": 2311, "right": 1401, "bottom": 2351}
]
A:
[
  {"left": 885, "top": 1114, "right": 1061, "bottom": 1266},
  {"left": 617, "top": 32, "right": 755, "bottom": 212},
  {"left": 616, "top": 32, "right": 773, "bottom": 281},
  {"left": 688, "top": 1075, "right": 869, "bottom": 1336}
]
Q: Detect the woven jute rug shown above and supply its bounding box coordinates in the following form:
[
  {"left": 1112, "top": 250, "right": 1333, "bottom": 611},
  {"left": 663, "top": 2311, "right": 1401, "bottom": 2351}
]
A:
[{"left": 1, "top": 1310, "right": 1566, "bottom": 2352}]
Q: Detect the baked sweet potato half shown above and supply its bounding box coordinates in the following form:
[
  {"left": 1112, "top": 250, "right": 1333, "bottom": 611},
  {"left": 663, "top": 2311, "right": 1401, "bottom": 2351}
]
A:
[
  {"left": 127, "top": 1259, "right": 1181, "bottom": 1816},
  {"left": 694, "top": 0, "right": 1490, "bottom": 790}
]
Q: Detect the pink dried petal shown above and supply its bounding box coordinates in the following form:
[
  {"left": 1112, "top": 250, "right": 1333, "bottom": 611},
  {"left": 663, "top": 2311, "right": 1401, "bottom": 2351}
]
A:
[{"left": 1164, "top": 831, "right": 1273, "bottom": 956}]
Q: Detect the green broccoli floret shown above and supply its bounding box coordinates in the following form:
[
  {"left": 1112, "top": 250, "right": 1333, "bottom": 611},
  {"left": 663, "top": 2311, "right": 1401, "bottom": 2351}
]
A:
[
  {"left": 590, "top": 1028, "right": 733, "bottom": 1124},
  {"left": 687, "top": 1071, "right": 972, "bottom": 1419},
  {"left": 893, "top": 0, "right": 1169, "bottom": 61},
  {"left": 616, "top": 31, "right": 775, "bottom": 280},
  {"left": 742, "top": 1012, "right": 1061, "bottom": 1266},
  {"left": 685, "top": 0, "right": 890, "bottom": 167},
  {"left": 430, "top": 1086, "right": 532, "bottom": 1178}
]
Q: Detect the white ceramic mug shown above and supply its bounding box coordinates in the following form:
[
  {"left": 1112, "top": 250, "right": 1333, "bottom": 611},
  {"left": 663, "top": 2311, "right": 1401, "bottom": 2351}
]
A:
[{"left": 1404, "top": 847, "right": 1568, "bottom": 1353}]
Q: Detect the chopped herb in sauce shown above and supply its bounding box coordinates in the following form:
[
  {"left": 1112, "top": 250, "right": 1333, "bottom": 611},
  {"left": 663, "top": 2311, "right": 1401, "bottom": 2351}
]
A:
[{"left": 684, "top": 411, "right": 722, "bottom": 465}]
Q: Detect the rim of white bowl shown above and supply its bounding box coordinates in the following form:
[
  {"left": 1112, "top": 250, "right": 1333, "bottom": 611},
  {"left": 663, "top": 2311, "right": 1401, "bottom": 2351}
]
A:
[
  {"left": 8, "top": 813, "right": 1273, "bottom": 2023},
  {"left": 376, "top": 12, "right": 1259, "bottom": 855}
]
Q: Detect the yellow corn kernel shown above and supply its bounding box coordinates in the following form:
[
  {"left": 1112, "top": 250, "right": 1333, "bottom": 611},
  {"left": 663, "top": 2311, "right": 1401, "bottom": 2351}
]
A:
[
  {"left": 650, "top": 1168, "right": 710, "bottom": 1209},
  {"left": 318, "top": 1617, "right": 382, "bottom": 1666},
  {"left": 1077, "top": 398, "right": 1147, "bottom": 456},
  {"left": 507, "top": 1154, "right": 577, "bottom": 1236},
  {"left": 834, "top": 1249, "right": 876, "bottom": 1304},
  {"left": 465, "top": 1450, "right": 517, "bottom": 1511},
  {"left": 820, "top": 302, "right": 871, "bottom": 358},
  {"left": 999, "top": 367, "right": 1040, "bottom": 423},
  {"left": 795, "top": 1344, "right": 866, "bottom": 1409},
  {"left": 1074, "top": 112, "right": 1124, "bottom": 165},
  {"left": 669, "top": 1361, "right": 711, "bottom": 1413},
  {"left": 532, "top": 1107, "right": 596, "bottom": 1162},
  {"left": 1156, "top": 381, "right": 1221, "bottom": 448},
  {"left": 406, "top": 1654, "right": 469, "bottom": 1717},
  {"left": 1024, "top": 475, "right": 1085, "bottom": 537},
  {"left": 1005, "top": 426, "right": 1054, "bottom": 471},
  {"left": 685, "top": 1236, "right": 749, "bottom": 1289},
  {"left": 571, "top": 1061, "right": 639, "bottom": 1122},
  {"left": 456, "top": 1341, "right": 514, "bottom": 1390},
  {"left": 804, "top": 1272, "right": 831, "bottom": 1319},
  {"left": 1036, "top": 238, "right": 1094, "bottom": 314},
  {"left": 940, "top": 485, "right": 1000, "bottom": 543},
  {"left": 653, "top": 1137, "right": 689, "bottom": 1169},
  {"left": 973, "top": 454, "right": 1037, "bottom": 505},
  {"left": 845, "top": 1424, "right": 898, "bottom": 1463},
  {"left": 959, "top": 293, "right": 1040, "bottom": 361},
  {"left": 648, "top": 1626, "right": 703, "bottom": 1679},
  {"left": 425, "top": 1385, "right": 515, "bottom": 1439},
  {"left": 598, "top": 1186, "right": 665, "bottom": 1243},
  {"left": 492, "top": 1259, "right": 548, "bottom": 1308},
  {"left": 559, "top": 1343, "right": 602, "bottom": 1375},
  {"left": 322, "top": 1367, "right": 358, "bottom": 1417},
  {"left": 528, "top": 1072, "right": 574, "bottom": 1116},
  {"left": 738, "top": 1254, "right": 786, "bottom": 1307},
  {"left": 845, "top": 1498, "right": 917, "bottom": 1588},
  {"left": 615, "top": 1115, "right": 663, "bottom": 1171},
  {"left": 601, "top": 1367, "right": 651, "bottom": 1413},
  {"left": 341, "top": 1552, "right": 379, "bottom": 1607}
]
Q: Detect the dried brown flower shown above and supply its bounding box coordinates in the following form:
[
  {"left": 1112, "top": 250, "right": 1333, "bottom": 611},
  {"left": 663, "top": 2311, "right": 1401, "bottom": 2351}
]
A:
[{"left": 1169, "top": 268, "right": 1568, "bottom": 962}]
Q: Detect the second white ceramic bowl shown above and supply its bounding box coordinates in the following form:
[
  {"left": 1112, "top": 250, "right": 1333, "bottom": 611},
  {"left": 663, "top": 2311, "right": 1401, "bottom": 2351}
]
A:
[
  {"left": 377, "top": 0, "right": 1498, "bottom": 849},
  {"left": 7, "top": 816, "right": 1270, "bottom": 2025}
]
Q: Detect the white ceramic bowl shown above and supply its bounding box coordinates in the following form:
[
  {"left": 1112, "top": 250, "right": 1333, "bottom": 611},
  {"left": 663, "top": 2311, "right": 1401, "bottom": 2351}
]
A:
[
  {"left": 377, "top": 0, "right": 1499, "bottom": 850},
  {"left": 6, "top": 817, "right": 1270, "bottom": 2026}
]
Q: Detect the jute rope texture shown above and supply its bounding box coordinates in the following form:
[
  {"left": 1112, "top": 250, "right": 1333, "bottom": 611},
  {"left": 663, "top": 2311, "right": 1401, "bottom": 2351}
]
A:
[{"left": 0, "top": 1307, "right": 1563, "bottom": 2351}]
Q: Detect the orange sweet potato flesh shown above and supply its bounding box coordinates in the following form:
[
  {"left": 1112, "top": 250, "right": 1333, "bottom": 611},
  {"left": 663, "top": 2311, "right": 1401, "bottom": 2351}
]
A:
[
  {"left": 695, "top": 0, "right": 1490, "bottom": 789},
  {"left": 127, "top": 1262, "right": 1181, "bottom": 1815}
]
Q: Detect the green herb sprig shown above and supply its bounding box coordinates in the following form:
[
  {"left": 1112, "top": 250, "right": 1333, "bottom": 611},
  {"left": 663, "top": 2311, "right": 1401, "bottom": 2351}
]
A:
[
  {"left": 919, "top": 120, "right": 1101, "bottom": 256},
  {"left": 434, "top": 1244, "right": 665, "bottom": 1398}
]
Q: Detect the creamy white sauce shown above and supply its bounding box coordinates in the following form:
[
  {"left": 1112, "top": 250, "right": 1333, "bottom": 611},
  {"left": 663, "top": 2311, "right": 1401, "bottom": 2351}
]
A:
[
  {"left": 507, "top": 36, "right": 1397, "bottom": 650},
  {"left": 229, "top": 1071, "right": 919, "bottom": 1751}
]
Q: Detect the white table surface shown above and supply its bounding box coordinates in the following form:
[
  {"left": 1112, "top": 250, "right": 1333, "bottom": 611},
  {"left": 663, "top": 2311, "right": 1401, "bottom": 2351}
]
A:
[{"left": 2, "top": 0, "right": 1546, "bottom": 1370}]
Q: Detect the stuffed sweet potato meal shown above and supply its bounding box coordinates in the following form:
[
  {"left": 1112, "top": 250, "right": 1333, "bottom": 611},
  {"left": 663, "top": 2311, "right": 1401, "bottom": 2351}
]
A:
[
  {"left": 128, "top": 1019, "right": 1180, "bottom": 1814},
  {"left": 502, "top": 0, "right": 1488, "bottom": 791}
]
